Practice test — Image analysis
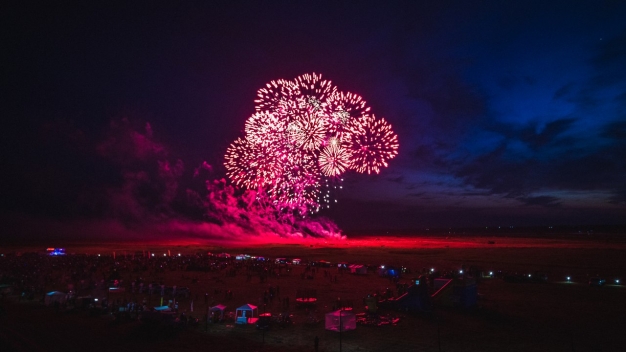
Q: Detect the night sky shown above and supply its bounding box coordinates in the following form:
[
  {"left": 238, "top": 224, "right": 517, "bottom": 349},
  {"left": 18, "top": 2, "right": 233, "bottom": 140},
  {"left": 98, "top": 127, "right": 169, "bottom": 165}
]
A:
[{"left": 3, "top": 1, "right": 626, "bottom": 239}]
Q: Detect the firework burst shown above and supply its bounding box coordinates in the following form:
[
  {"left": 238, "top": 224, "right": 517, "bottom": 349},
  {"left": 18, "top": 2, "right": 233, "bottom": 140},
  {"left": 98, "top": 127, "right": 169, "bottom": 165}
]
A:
[
  {"left": 244, "top": 111, "right": 286, "bottom": 146},
  {"left": 347, "top": 115, "right": 399, "bottom": 174},
  {"left": 319, "top": 142, "right": 351, "bottom": 177},
  {"left": 292, "top": 110, "right": 329, "bottom": 150},
  {"left": 224, "top": 138, "right": 281, "bottom": 189},
  {"left": 225, "top": 73, "right": 399, "bottom": 215}
]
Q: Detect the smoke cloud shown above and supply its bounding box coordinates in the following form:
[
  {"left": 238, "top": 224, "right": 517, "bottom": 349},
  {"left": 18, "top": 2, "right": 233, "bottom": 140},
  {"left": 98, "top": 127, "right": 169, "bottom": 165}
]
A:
[{"left": 88, "top": 119, "right": 345, "bottom": 242}]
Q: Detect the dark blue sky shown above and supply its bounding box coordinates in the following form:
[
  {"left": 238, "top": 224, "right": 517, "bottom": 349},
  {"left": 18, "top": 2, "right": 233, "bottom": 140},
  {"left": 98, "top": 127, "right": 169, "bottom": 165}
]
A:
[{"left": 3, "top": 1, "right": 625, "bottom": 235}]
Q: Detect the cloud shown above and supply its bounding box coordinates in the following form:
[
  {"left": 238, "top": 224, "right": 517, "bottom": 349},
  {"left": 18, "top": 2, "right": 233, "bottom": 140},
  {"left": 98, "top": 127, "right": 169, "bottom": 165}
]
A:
[
  {"left": 593, "top": 28, "right": 626, "bottom": 68},
  {"left": 406, "top": 192, "right": 426, "bottom": 198},
  {"left": 519, "top": 118, "right": 577, "bottom": 149},
  {"left": 516, "top": 196, "right": 561, "bottom": 208},
  {"left": 601, "top": 120, "right": 626, "bottom": 140},
  {"left": 387, "top": 176, "right": 404, "bottom": 183},
  {"left": 607, "top": 190, "right": 626, "bottom": 205}
]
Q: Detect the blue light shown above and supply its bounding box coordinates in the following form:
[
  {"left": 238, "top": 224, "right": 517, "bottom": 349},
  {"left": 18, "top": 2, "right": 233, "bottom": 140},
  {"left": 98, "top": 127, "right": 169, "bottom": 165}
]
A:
[{"left": 48, "top": 248, "right": 66, "bottom": 256}]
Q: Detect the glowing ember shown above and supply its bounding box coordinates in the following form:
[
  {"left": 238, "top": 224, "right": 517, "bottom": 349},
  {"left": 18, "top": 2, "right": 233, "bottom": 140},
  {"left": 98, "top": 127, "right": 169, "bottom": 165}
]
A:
[{"left": 225, "top": 73, "right": 399, "bottom": 215}]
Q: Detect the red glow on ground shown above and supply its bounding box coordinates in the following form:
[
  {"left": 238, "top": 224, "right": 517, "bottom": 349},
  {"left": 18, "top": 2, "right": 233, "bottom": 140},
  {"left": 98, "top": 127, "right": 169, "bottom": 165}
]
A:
[{"left": 43, "top": 235, "right": 624, "bottom": 255}]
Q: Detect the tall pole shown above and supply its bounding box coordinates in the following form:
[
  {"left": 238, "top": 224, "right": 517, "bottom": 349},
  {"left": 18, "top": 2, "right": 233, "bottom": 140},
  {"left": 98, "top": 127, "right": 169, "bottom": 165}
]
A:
[
  {"left": 339, "top": 309, "right": 342, "bottom": 352},
  {"left": 438, "top": 324, "right": 441, "bottom": 352}
]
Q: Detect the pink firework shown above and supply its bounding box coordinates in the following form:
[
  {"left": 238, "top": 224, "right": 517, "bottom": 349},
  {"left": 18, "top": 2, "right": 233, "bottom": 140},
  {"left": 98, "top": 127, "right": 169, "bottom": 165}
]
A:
[
  {"left": 225, "top": 73, "right": 399, "bottom": 215},
  {"left": 268, "top": 148, "right": 320, "bottom": 213},
  {"left": 347, "top": 115, "right": 399, "bottom": 174},
  {"left": 319, "top": 141, "right": 351, "bottom": 177},
  {"left": 292, "top": 110, "right": 329, "bottom": 150},
  {"left": 224, "top": 138, "right": 281, "bottom": 189},
  {"left": 244, "top": 111, "right": 286, "bottom": 147},
  {"left": 254, "top": 79, "right": 298, "bottom": 115},
  {"left": 293, "top": 73, "right": 336, "bottom": 102},
  {"left": 327, "top": 91, "right": 371, "bottom": 121},
  {"left": 325, "top": 91, "right": 371, "bottom": 141}
]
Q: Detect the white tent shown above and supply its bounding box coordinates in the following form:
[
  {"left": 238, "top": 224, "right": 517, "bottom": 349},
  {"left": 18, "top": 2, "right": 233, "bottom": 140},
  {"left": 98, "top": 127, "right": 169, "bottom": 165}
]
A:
[
  {"left": 235, "top": 304, "right": 258, "bottom": 324},
  {"left": 325, "top": 310, "right": 356, "bottom": 332},
  {"left": 349, "top": 264, "right": 367, "bottom": 275},
  {"left": 209, "top": 304, "right": 227, "bottom": 322},
  {"left": 44, "top": 291, "right": 67, "bottom": 306}
]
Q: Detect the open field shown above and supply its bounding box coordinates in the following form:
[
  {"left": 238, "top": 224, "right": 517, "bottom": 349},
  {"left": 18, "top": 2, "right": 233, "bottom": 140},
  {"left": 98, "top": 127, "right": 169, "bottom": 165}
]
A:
[{"left": 1, "top": 235, "right": 625, "bottom": 351}]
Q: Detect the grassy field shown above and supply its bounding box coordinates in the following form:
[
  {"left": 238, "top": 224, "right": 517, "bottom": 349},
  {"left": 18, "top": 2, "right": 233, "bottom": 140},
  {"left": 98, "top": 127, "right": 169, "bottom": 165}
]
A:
[{"left": 1, "top": 235, "right": 625, "bottom": 351}]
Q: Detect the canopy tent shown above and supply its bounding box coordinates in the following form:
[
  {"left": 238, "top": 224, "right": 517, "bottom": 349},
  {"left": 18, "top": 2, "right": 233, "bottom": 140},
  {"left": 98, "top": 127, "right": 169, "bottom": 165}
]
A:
[
  {"left": 235, "top": 304, "right": 258, "bottom": 324},
  {"left": 209, "top": 304, "right": 227, "bottom": 322},
  {"left": 325, "top": 310, "right": 356, "bottom": 332},
  {"left": 44, "top": 291, "right": 67, "bottom": 306},
  {"left": 349, "top": 264, "right": 367, "bottom": 275}
]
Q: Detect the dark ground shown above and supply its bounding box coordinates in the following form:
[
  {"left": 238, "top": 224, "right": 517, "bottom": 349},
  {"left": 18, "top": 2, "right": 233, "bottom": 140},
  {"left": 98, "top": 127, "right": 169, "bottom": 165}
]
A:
[{"left": 1, "top": 235, "right": 625, "bottom": 351}]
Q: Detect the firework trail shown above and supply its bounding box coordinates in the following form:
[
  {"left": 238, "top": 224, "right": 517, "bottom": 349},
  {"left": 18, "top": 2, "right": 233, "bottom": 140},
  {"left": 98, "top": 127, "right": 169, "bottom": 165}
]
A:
[{"left": 225, "top": 73, "right": 398, "bottom": 216}]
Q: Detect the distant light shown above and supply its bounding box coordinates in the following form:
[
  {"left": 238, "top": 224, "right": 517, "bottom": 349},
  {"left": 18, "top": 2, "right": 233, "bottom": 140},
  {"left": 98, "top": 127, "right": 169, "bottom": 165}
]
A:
[
  {"left": 566, "top": 276, "right": 571, "bottom": 281},
  {"left": 178, "top": 253, "right": 181, "bottom": 257},
  {"left": 381, "top": 265, "right": 385, "bottom": 269},
  {"left": 151, "top": 253, "right": 155, "bottom": 257},
  {"left": 97, "top": 254, "right": 100, "bottom": 257},
  {"left": 489, "top": 271, "right": 493, "bottom": 276},
  {"left": 616, "top": 279, "right": 620, "bottom": 284},
  {"left": 163, "top": 254, "right": 166, "bottom": 256},
  {"left": 528, "top": 274, "right": 532, "bottom": 277},
  {"left": 430, "top": 268, "right": 434, "bottom": 272},
  {"left": 459, "top": 270, "right": 464, "bottom": 274},
  {"left": 94, "top": 298, "right": 98, "bottom": 302}
]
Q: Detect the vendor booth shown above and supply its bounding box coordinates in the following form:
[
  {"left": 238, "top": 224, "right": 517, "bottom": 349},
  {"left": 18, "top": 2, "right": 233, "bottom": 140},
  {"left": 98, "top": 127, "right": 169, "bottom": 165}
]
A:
[
  {"left": 235, "top": 304, "right": 258, "bottom": 324},
  {"left": 209, "top": 304, "right": 227, "bottom": 322},
  {"left": 325, "top": 310, "right": 356, "bottom": 332}
]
